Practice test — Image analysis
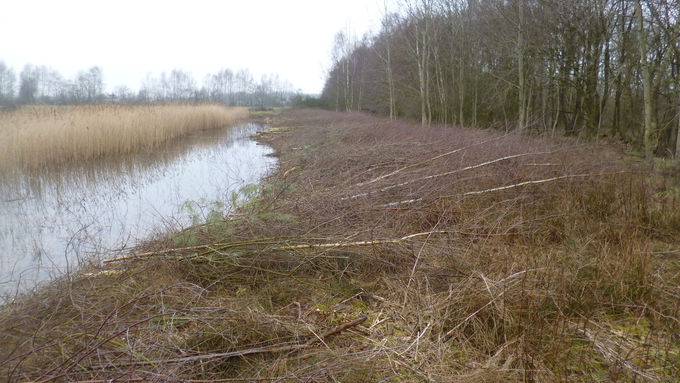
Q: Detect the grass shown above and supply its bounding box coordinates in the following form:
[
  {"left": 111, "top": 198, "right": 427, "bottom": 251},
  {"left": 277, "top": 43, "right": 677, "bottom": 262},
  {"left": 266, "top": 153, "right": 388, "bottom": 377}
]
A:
[
  {"left": 0, "top": 104, "right": 248, "bottom": 175},
  {"left": 0, "top": 109, "right": 678, "bottom": 381}
]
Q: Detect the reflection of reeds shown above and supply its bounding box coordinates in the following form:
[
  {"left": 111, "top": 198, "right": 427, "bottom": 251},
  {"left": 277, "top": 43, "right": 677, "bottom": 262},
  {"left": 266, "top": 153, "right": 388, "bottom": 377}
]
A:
[
  {"left": 0, "top": 104, "right": 248, "bottom": 174},
  {"left": 0, "top": 123, "right": 261, "bottom": 199}
]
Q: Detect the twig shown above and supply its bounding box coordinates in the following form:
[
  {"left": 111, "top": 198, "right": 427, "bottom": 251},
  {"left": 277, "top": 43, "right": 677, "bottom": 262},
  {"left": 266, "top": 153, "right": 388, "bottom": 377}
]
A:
[
  {"left": 92, "top": 316, "right": 367, "bottom": 368},
  {"left": 574, "top": 324, "right": 659, "bottom": 381},
  {"left": 379, "top": 172, "right": 628, "bottom": 207},
  {"left": 102, "top": 238, "right": 278, "bottom": 264},
  {"left": 355, "top": 136, "right": 506, "bottom": 187},
  {"left": 459, "top": 172, "right": 627, "bottom": 196},
  {"left": 444, "top": 269, "right": 540, "bottom": 339},
  {"left": 32, "top": 316, "right": 160, "bottom": 382},
  {"left": 378, "top": 151, "right": 553, "bottom": 193},
  {"left": 104, "top": 232, "right": 451, "bottom": 264},
  {"left": 30, "top": 377, "right": 287, "bottom": 383},
  {"left": 268, "top": 231, "right": 448, "bottom": 251}
]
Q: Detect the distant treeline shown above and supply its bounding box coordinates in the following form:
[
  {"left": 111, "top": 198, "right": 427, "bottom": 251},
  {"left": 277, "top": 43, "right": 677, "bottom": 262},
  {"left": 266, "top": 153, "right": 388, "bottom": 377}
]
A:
[
  {"left": 0, "top": 63, "right": 297, "bottom": 107},
  {"left": 321, "top": 0, "right": 680, "bottom": 157}
]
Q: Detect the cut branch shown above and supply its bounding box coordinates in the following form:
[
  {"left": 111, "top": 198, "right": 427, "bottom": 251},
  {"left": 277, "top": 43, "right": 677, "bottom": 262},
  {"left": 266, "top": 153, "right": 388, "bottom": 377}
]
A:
[
  {"left": 103, "top": 232, "right": 451, "bottom": 264},
  {"left": 379, "top": 172, "right": 627, "bottom": 207},
  {"left": 102, "top": 238, "right": 278, "bottom": 264},
  {"left": 459, "top": 172, "right": 626, "bottom": 197},
  {"left": 354, "top": 135, "right": 507, "bottom": 187},
  {"left": 379, "top": 151, "right": 553, "bottom": 193}
]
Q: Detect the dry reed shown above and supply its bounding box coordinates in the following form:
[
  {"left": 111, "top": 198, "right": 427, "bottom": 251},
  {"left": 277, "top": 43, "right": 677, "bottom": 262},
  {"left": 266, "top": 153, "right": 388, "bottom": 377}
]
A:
[{"left": 0, "top": 104, "right": 248, "bottom": 174}]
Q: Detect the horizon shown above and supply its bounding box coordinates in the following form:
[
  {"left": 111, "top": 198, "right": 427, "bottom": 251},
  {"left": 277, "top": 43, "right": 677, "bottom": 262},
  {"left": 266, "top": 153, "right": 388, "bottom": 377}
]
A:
[{"left": 0, "top": 0, "right": 393, "bottom": 94}]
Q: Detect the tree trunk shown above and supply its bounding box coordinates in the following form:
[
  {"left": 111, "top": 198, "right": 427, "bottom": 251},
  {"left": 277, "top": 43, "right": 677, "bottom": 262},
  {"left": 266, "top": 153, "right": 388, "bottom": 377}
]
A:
[
  {"left": 613, "top": 1, "right": 633, "bottom": 138},
  {"left": 387, "top": 42, "right": 396, "bottom": 120},
  {"left": 433, "top": 47, "right": 447, "bottom": 124},
  {"left": 425, "top": 34, "right": 432, "bottom": 125},
  {"left": 636, "top": 0, "right": 655, "bottom": 157},
  {"left": 344, "top": 59, "right": 352, "bottom": 112},
  {"left": 599, "top": 34, "right": 611, "bottom": 137},
  {"left": 335, "top": 70, "right": 341, "bottom": 112},
  {"left": 415, "top": 17, "right": 430, "bottom": 126},
  {"left": 676, "top": 92, "right": 680, "bottom": 158},
  {"left": 417, "top": 41, "right": 427, "bottom": 125},
  {"left": 473, "top": 69, "right": 478, "bottom": 127},
  {"left": 517, "top": 0, "right": 527, "bottom": 132},
  {"left": 459, "top": 56, "right": 465, "bottom": 126}
]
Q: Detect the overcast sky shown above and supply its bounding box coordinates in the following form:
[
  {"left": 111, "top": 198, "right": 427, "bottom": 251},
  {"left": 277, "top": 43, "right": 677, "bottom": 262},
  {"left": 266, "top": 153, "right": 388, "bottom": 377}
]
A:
[{"left": 0, "top": 0, "right": 393, "bottom": 94}]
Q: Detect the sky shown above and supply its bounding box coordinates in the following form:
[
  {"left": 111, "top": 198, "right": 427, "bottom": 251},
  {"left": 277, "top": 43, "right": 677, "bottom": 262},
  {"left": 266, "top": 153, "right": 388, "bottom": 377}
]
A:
[{"left": 0, "top": 0, "right": 394, "bottom": 94}]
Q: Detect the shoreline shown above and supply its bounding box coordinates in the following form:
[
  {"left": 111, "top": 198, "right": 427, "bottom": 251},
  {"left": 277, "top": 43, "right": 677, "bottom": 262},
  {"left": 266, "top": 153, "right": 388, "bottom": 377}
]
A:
[{"left": 0, "top": 120, "right": 275, "bottom": 300}]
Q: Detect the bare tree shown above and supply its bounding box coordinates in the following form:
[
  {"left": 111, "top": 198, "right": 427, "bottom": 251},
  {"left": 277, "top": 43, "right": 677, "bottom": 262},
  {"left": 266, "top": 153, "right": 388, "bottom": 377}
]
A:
[
  {"left": 76, "top": 66, "right": 104, "bottom": 103},
  {"left": 0, "top": 62, "right": 15, "bottom": 105},
  {"left": 168, "top": 69, "right": 196, "bottom": 101},
  {"left": 18, "top": 65, "right": 38, "bottom": 104}
]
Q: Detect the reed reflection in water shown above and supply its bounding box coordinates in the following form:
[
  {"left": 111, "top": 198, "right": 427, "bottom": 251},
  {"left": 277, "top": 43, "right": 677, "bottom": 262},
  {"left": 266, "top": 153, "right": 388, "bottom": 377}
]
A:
[{"left": 0, "top": 122, "right": 276, "bottom": 297}]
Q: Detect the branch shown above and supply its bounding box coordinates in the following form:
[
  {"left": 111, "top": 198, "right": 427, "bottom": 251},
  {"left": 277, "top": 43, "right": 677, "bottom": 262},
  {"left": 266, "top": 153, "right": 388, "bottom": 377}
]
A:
[
  {"left": 379, "top": 151, "right": 554, "bottom": 193},
  {"left": 90, "top": 316, "right": 367, "bottom": 368},
  {"left": 354, "top": 135, "right": 507, "bottom": 187},
  {"left": 379, "top": 172, "right": 627, "bottom": 207},
  {"left": 103, "top": 232, "right": 451, "bottom": 264},
  {"left": 459, "top": 172, "right": 626, "bottom": 196},
  {"left": 102, "top": 238, "right": 277, "bottom": 264}
]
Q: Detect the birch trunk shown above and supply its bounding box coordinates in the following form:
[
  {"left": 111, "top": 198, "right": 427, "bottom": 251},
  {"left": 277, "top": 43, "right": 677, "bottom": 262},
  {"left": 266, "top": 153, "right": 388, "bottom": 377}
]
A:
[{"left": 387, "top": 42, "right": 396, "bottom": 120}]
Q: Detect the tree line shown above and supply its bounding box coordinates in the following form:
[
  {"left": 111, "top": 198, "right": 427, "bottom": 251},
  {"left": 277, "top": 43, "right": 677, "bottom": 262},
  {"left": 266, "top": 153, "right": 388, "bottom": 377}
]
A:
[
  {"left": 322, "top": 0, "right": 680, "bottom": 157},
  {"left": 0, "top": 62, "right": 297, "bottom": 107}
]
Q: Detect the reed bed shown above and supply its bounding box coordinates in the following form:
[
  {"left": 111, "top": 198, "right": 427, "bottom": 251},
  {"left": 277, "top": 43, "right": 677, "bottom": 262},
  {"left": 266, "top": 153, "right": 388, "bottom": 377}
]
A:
[
  {"left": 0, "top": 104, "right": 248, "bottom": 174},
  {"left": 1, "top": 109, "right": 678, "bottom": 382}
]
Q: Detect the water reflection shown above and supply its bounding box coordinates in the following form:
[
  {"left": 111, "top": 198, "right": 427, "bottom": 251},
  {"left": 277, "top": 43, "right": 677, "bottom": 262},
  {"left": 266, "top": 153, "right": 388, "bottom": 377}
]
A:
[{"left": 0, "top": 122, "right": 276, "bottom": 297}]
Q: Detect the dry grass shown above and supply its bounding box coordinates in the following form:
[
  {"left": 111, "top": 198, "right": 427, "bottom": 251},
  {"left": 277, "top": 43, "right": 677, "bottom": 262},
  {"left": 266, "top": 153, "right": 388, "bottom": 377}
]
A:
[
  {"left": 0, "top": 104, "right": 248, "bottom": 175},
  {"left": 1, "top": 109, "right": 679, "bottom": 382}
]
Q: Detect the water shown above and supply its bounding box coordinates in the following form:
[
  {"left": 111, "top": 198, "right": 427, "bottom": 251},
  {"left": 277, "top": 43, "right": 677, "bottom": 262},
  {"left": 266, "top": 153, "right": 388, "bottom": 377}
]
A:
[{"left": 0, "top": 122, "right": 276, "bottom": 297}]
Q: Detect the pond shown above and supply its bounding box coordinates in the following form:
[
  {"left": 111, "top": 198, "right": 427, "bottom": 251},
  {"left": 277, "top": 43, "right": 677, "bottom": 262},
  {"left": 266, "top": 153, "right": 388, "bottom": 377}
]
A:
[{"left": 0, "top": 122, "right": 276, "bottom": 298}]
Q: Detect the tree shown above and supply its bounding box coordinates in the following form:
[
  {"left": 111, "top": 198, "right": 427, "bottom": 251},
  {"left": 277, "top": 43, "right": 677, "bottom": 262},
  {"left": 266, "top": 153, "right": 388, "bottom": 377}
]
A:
[
  {"left": 635, "top": 0, "right": 656, "bottom": 157},
  {"left": 400, "top": 0, "right": 434, "bottom": 125},
  {"left": 76, "top": 66, "right": 104, "bottom": 103},
  {"left": 18, "top": 65, "right": 38, "bottom": 104},
  {"left": 113, "top": 85, "right": 134, "bottom": 103},
  {"left": 0, "top": 61, "right": 15, "bottom": 105},
  {"left": 168, "top": 69, "right": 196, "bottom": 101}
]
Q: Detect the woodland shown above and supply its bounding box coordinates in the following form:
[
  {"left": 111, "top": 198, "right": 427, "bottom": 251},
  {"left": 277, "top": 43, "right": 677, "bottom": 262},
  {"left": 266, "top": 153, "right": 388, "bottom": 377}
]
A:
[{"left": 323, "top": 0, "right": 680, "bottom": 157}]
